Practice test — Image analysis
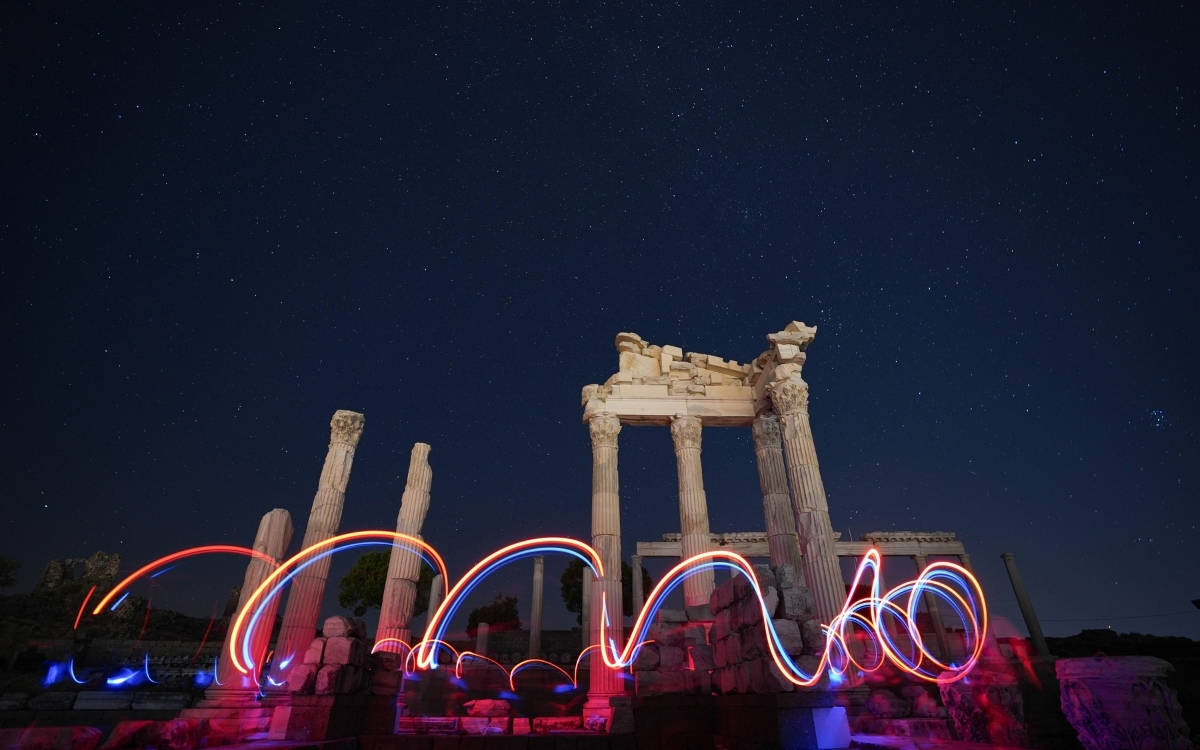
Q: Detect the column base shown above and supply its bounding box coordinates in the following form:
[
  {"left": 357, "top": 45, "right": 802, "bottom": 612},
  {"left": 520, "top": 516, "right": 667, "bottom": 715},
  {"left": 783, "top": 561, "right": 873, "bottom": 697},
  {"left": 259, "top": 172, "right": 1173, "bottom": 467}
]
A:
[{"left": 583, "top": 694, "right": 634, "bottom": 733}]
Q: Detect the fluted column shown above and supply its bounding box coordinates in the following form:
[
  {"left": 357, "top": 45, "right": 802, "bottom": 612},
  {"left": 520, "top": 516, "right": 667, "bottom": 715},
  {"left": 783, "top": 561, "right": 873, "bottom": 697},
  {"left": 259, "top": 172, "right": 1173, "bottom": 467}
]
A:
[
  {"left": 768, "top": 377, "right": 844, "bottom": 625},
  {"left": 585, "top": 413, "right": 624, "bottom": 718},
  {"left": 273, "top": 410, "right": 365, "bottom": 682},
  {"left": 630, "top": 555, "right": 644, "bottom": 618},
  {"left": 1001, "top": 552, "right": 1051, "bottom": 659},
  {"left": 581, "top": 572, "right": 591, "bottom": 651},
  {"left": 426, "top": 574, "right": 444, "bottom": 631},
  {"left": 529, "top": 556, "right": 544, "bottom": 658},
  {"left": 377, "top": 443, "right": 433, "bottom": 649},
  {"left": 206, "top": 509, "right": 293, "bottom": 698},
  {"left": 751, "top": 412, "right": 805, "bottom": 572},
  {"left": 912, "top": 554, "right": 952, "bottom": 662},
  {"left": 671, "top": 415, "right": 715, "bottom": 607}
]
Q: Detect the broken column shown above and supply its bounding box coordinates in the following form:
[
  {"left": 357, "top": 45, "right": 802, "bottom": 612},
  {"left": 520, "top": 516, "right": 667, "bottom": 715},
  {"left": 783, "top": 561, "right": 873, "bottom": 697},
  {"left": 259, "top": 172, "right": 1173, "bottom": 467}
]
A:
[
  {"left": 584, "top": 412, "right": 624, "bottom": 725},
  {"left": 529, "top": 556, "right": 544, "bottom": 658},
  {"left": 766, "top": 327, "right": 844, "bottom": 626},
  {"left": 670, "top": 414, "right": 715, "bottom": 608},
  {"left": 751, "top": 411, "right": 805, "bottom": 572},
  {"left": 273, "top": 410, "right": 365, "bottom": 682},
  {"left": 203, "top": 508, "right": 294, "bottom": 700},
  {"left": 376, "top": 442, "right": 433, "bottom": 649}
]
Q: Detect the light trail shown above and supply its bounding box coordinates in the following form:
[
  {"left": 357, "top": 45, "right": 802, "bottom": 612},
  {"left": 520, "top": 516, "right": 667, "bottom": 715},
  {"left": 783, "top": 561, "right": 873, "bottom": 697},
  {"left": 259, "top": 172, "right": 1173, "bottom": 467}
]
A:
[{"left": 92, "top": 545, "right": 277, "bottom": 615}]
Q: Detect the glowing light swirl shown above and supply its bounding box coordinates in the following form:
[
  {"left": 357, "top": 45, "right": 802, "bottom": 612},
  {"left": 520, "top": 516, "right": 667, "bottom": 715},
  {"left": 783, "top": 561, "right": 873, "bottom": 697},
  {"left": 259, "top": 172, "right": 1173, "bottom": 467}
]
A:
[
  {"left": 227, "top": 531, "right": 449, "bottom": 676},
  {"left": 599, "top": 548, "right": 987, "bottom": 686},
  {"left": 416, "top": 537, "right": 602, "bottom": 669},
  {"left": 509, "top": 659, "right": 574, "bottom": 691},
  {"left": 455, "top": 650, "right": 506, "bottom": 680},
  {"left": 371, "top": 637, "right": 411, "bottom": 656},
  {"left": 92, "top": 545, "right": 278, "bottom": 615}
]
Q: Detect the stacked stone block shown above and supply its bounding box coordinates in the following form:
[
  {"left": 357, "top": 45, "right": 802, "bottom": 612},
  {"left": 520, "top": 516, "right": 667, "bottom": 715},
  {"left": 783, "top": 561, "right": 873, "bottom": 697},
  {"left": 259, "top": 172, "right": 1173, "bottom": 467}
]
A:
[
  {"left": 632, "top": 563, "right": 824, "bottom": 697},
  {"left": 708, "top": 563, "right": 825, "bottom": 695},
  {"left": 287, "top": 616, "right": 370, "bottom": 695}
]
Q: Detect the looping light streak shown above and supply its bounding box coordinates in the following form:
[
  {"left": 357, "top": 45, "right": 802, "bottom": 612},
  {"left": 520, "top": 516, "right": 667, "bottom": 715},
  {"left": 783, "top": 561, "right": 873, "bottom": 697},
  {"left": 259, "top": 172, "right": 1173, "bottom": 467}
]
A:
[
  {"left": 92, "top": 545, "right": 278, "bottom": 615},
  {"left": 227, "top": 531, "right": 450, "bottom": 676},
  {"left": 403, "top": 640, "right": 459, "bottom": 676},
  {"left": 94, "top": 532, "right": 985, "bottom": 691},
  {"left": 509, "top": 659, "right": 573, "bottom": 692},
  {"left": 68, "top": 658, "right": 86, "bottom": 685},
  {"left": 455, "top": 650, "right": 506, "bottom": 680},
  {"left": 416, "top": 537, "right": 602, "bottom": 669},
  {"left": 142, "top": 652, "right": 159, "bottom": 684},
  {"left": 599, "top": 549, "right": 987, "bottom": 686},
  {"left": 73, "top": 586, "right": 97, "bottom": 630},
  {"left": 370, "top": 637, "right": 412, "bottom": 657}
]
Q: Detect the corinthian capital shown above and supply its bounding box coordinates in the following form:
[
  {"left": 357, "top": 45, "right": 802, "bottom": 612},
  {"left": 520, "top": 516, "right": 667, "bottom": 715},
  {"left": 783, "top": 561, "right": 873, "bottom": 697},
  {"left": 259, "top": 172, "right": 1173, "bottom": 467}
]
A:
[
  {"left": 588, "top": 412, "right": 622, "bottom": 448},
  {"left": 767, "top": 377, "right": 809, "bottom": 415},
  {"left": 329, "top": 410, "right": 366, "bottom": 448},
  {"left": 751, "top": 412, "right": 781, "bottom": 448},
  {"left": 670, "top": 415, "right": 703, "bottom": 452}
]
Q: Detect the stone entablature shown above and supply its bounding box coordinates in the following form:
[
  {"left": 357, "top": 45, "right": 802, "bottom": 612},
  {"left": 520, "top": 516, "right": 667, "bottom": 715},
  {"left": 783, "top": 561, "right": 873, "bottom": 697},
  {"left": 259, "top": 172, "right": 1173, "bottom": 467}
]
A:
[
  {"left": 860, "top": 531, "right": 959, "bottom": 544},
  {"left": 581, "top": 322, "right": 818, "bottom": 426}
]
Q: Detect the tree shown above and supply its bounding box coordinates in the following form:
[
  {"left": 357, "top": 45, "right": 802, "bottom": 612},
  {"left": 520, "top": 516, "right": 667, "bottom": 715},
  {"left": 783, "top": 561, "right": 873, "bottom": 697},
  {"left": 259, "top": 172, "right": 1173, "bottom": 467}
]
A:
[
  {"left": 0, "top": 556, "right": 18, "bottom": 589},
  {"left": 337, "top": 550, "right": 437, "bottom": 617},
  {"left": 560, "top": 559, "right": 653, "bottom": 625},
  {"left": 466, "top": 594, "right": 520, "bottom": 636}
]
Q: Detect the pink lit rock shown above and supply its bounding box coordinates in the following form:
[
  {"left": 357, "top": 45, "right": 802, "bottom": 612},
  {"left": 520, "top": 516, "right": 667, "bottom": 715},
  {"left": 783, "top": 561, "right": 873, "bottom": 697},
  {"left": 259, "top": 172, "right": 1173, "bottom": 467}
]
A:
[
  {"left": 464, "top": 698, "right": 511, "bottom": 717},
  {"left": 1057, "top": 655, "right": 1193, "bottom": 750}
]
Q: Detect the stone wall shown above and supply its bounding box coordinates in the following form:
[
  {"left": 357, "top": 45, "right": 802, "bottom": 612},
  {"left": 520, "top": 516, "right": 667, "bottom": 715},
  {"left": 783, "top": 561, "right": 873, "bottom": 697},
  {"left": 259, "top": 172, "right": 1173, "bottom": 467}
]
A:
[{"left": 632, "top": 563, "right": 825, "bottom": 696}]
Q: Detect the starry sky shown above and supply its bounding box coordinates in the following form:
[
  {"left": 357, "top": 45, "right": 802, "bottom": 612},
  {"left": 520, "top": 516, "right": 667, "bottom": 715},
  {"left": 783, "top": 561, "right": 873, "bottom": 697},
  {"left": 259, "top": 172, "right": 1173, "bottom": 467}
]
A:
[{"left": 4, "top": 3, "right": 1197, "bottom": 641}]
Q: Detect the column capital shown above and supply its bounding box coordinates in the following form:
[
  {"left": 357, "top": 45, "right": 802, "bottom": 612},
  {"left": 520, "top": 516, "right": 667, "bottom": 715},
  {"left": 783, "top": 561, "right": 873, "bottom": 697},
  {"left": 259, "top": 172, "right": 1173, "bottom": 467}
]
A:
[
  {"left": 767, "top": 376, "right": 809, "bottom": 415},
  {"left": 670, "top": 414, "right": 703, "bottom": 453},
  {"left": 329, "top": 410, "right": 365, "bottom": 447},
  {"left": 751, "top": 411, "right": 781, "bottom": 447},
  {"left": 588, "top": 412, "right": 622, "bottom": 448}
]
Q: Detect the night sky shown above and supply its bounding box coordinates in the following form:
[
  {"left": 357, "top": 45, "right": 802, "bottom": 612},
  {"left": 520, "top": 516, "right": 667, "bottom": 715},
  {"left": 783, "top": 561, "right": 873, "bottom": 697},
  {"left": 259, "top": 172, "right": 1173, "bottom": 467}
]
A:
[{"left": 4, "top": 4, "right": 1197, "bottom": 641}]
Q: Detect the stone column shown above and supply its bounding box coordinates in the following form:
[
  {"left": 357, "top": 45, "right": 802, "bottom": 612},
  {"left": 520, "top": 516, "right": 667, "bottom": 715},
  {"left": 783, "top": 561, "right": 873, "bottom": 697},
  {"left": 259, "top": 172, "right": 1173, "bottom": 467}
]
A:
[
  {"left": 475, "top": 622, "right": 489, "bottom": 657},
  {"left": 751, "top": 411, "right": 804, "bottom": 572},
  {"left": 670, "top": 415, "right": 715, "bottom": 608},
  {"left": 585, "top": 413, "right": 624, "bottom": 721},
  {"left": 529, "top": 556, "right": 544, "bottom": 658},
  {"left": 426, "top": 574, "right": 444, "bottom": 628},
  {"left": 207, "top": 509, "right": 294, "bottom": 697},
  {"left": 377, "top": 443, "right": 433, "bottom": 649},
  {"left": 1001, "top": 552, "right": 1050, "bottom": 659},
  {"left": 581, "top": 572, "right": 592, "bottom": 651},
  {"left": 273, "top": 410, "right": 365, "bottom": 680},
  {"left": 912, "top": 554, "right": 952, "bottom": 662},
  {"left": 630, "top": 555, "right": 645, "bottom": 619},
  {"left": 768, "top": 377, "right": 844, "bottom": 625}
]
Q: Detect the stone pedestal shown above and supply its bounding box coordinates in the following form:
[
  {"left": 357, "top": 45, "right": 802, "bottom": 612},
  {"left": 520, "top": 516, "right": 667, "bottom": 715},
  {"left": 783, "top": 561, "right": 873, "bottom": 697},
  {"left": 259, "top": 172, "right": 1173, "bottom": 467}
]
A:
[
  {"left": 751, "top": 412, "right": 804, "bottom": 572},
  {"left": 274, "top": 410, "right": 365, "bottom": 683},
  {"left": 768, "top": 376, "right": 844, "bottom": 626},
  {"left": 268, "top": 694, "right": 367, "bottom": 741},
  {"left": 377, "top": 442, "right": 433, "bottom": 648},
  {"left": 1057, "top": 656, "right": 1193, "bottom": 750},
  {"left": 670, "top": 414, "right": 715, "bottom": 607},
  {"left": 585, "top": 412, "right": 625, "bottom": 727}
]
